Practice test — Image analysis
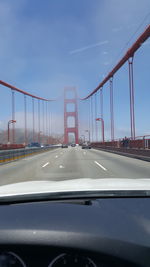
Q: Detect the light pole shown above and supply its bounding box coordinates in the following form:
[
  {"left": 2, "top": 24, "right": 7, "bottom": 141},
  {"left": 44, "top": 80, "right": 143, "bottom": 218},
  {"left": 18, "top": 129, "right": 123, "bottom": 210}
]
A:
[
  {"left": 8, "top": 120, "right": 16, "bottom": 144},
  {"left": 85, "top": 130, "right": 90, "bottom": 143},
  {"left": 81, "top": 135, "right": 85, "bottom": 143},
  {"left": 38, "top": 131, "right": 42, "bottom": 144},
  {"left": 96, "top": 118, "right": 104, "bottom": 143}
]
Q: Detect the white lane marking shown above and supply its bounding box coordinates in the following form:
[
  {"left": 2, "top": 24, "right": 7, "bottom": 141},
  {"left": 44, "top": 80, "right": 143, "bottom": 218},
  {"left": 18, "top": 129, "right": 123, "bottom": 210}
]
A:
[
  {"left": 60, "top": 152, "right": 63, "bottom": 154},
  {"left": 83, "top": 152, "right": 86, "bottom": 155},
  {"left": 59, "top": 165, "right": 64, "bottom": 168},
  {"left": 42, "top": 162, "right": 49, "bottom": 168},
  {"left": 55, "top": 155, "right": 58, "bottom": 158},
  {"left": 94, "top": 161, "right": 107, "bottom": 171}
]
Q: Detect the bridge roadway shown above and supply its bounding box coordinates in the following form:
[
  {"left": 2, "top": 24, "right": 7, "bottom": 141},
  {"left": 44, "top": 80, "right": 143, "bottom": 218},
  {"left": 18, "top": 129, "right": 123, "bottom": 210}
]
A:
[{"left": 0, "top": 146, "right": 150, "bottom": 185}]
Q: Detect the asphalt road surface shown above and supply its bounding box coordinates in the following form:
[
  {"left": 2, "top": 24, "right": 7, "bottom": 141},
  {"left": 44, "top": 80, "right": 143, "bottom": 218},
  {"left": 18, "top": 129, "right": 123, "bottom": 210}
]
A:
[{"left": 0, "top": 146, "right": 150, "bottom": 186}]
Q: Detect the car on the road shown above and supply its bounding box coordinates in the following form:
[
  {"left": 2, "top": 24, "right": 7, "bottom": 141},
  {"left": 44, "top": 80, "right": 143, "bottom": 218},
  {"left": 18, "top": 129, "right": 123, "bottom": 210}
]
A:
[
  {"left": 61, "top": 144, "right": 68, "bottom": 148},
  {"left": 71, "top": 143, "right": 76, "bottom": 147},
  {"left": 82, "top": 143, "right": 91, "bottom": 149},
  {"left": 28, "top": 142, "right": 42, "bottom": 148}
]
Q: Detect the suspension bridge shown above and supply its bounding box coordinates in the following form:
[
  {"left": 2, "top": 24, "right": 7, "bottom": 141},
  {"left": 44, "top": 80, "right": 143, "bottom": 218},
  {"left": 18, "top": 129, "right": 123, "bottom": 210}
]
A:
[{"left": 0, "top": 25, "right": 150, "bottom": 182}]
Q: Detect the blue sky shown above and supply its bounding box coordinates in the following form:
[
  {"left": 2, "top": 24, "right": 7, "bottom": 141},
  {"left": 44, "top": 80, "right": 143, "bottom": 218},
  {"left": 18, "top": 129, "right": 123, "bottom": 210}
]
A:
[{"left": 0, "top": 0, "right": 150, "bottom": 141}]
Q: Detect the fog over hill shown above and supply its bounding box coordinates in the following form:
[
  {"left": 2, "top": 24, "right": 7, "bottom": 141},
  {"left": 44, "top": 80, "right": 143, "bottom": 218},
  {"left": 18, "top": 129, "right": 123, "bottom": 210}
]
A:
[{"left": 0, "top": 128, "right": 63, "bottom": 144}]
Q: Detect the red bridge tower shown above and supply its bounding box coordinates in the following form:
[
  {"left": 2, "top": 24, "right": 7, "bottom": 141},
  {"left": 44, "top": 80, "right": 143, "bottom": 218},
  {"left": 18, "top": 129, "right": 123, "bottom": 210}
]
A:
[{"left": 64, "top": 87, "right": 79, "bottom": 144}]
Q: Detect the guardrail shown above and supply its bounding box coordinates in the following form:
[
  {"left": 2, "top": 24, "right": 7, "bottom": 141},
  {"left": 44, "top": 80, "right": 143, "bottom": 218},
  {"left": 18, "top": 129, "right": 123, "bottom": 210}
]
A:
[{"left": 0, "top": 146, "right": 59, "bottom": 164}]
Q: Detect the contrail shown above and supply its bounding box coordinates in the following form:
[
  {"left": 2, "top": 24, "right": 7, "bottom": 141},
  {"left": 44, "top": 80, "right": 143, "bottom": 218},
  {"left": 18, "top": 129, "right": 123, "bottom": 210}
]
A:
[{"left": 69, "top": 40, "right": 108, "bottom": 55}]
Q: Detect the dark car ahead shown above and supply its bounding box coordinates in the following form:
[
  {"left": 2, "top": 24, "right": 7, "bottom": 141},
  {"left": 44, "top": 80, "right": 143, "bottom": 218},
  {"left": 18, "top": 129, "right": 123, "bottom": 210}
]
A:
[
  {"left": 28, "top": 142, "right": 41, "bottom": 148},
  {"left": 61, "top": 144, "right": 68, "bottom": 148},
  {"left": 82, "top": 143, "right": 91, "bottom": 149},
  {"left": 71, "top": 144, "right": 76, "bottom": 147}
]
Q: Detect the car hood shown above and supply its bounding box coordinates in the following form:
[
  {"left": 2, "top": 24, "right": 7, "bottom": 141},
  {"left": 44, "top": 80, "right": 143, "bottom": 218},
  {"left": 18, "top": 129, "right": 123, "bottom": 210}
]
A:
[{"left": 0, "top": 178, "right": 150, "bottom": 198}]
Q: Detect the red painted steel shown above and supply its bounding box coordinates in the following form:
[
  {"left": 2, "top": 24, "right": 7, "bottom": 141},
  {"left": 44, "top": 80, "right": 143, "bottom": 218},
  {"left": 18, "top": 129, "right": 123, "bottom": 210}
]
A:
[
  {"left": 32, "top": 98, "right": 35, "bottom": 142},
  {"left": 0, "top": 80, "right": 56, "bottom": 145},
  {"left": 109, "top": 77, "right": 114, "bottom": 140},
  {"left": 95, "top": 93, "right": 98, "bottom": 142},
  {"left": 48, "top": 102, "right": 51, "bottom": 140},
  {"left": 81, "top": 24, "right": 150, "bottom": 100},
  {"left": 24, "top": 95, "right": 27, "bottom": 145},
  {"left": 92, "top": 139, "right": 150, "bottom": 150},
  {"left": 64, "top": 87, "right": 79, "bottom": 144},
  {"left": 92, "top": 134, "right": 150, "bottom": 150},
  {"left": 42, "top": 101, "right": 45, "bottom": 144},
  {"left": 0, "top": 144, "right": 25, "bottom": 150},
  {"left": 91, "top": 96, "right": 94, "bottom": 142},
  {"left": 100, "top": 88, "right": 103, "bottom": 119},
  {"left": 128, "top": 57, "right": 135, "bottom": 139},
  {"left": 12, "top": 90, "right": 15, "bottom": 143},
  {"left": 46, "top": 101, "right": 48, "bottom": 143},
  {"left": 88, "top": 98, "right": 91, "bottom": 142},
  {"left": 38, "top": 100, "right": 41, "bottom": 144},
  {"left": 0, "top": 80, "right": 54, "bottom": 101}
]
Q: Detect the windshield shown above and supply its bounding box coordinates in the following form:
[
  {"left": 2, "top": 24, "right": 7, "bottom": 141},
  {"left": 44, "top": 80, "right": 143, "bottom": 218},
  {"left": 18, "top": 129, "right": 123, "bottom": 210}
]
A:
[{"left": 0, "top": 0, "right": 150, "bottom": 196}]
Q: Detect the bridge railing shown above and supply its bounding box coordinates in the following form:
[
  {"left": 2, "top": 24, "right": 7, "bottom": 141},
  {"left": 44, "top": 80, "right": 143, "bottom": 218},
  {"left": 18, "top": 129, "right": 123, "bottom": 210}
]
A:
[
  {"left": 0, "top": 144, "right": 25, "bottom": 150},
  {"left": 92, "top": 135, "right": 150, "bottom": 150}
]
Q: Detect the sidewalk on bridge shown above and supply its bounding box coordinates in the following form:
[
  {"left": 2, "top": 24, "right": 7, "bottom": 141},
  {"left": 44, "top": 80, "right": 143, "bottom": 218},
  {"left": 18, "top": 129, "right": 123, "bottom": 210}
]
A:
[{"left": 92, "top": 146, "right": 150, "bottom": 162}]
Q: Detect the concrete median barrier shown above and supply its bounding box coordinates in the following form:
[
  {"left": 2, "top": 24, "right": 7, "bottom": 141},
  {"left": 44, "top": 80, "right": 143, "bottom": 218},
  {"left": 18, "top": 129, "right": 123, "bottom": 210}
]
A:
[{"left": 0, "top": 146, "right": 59, "bottom": 164}]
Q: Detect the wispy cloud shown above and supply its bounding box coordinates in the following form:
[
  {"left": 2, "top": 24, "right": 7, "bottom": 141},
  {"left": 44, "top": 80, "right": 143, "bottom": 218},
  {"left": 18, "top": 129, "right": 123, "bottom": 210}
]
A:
[
  {"left": 112, "top": 26, "right": 122, "bottom": 32},
  {"left": 102, "top": 51, "right": 108, "bottom": 55},
  {"left": 103, "top": 62, "right": 110, "bottom": 66},
  {"left": 69, "top": 40, "right": 108, "bottom": 55}
]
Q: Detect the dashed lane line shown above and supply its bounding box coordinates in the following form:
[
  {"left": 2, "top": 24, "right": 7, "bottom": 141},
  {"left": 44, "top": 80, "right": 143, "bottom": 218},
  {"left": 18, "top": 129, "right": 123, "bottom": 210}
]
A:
[
  {"left": 42, "top": 162, "right": 49, "bottom": 168},
  {"left": 94, "top": 161, "right": 107, "bottom": 171},
  {"left": 59, "top": 165, "right": 65, "bottom": 168}
]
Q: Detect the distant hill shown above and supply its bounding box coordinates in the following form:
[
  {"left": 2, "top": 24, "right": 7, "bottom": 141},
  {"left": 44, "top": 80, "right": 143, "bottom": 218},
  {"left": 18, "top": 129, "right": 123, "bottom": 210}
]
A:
[{"left": 0, "top": 128, "right": 63, "bottom": 144}]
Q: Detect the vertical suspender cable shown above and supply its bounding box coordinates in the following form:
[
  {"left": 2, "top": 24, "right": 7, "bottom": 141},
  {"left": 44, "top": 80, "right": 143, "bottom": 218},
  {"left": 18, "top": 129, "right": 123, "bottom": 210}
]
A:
[
  {"left": 43, "top": 100, "right": 45, "bottom": 144},
  {"left": 100, "top": 88, "right": 104, "bottom": 142},
  {"left": 128, "top": 57, "right": 135, "bottom": 140},
  {"left": 95, "top": 93, "right": 98, "bottom": 142},
  {"left": 110, "top": 77, "right": 114, "bottom": 141},
  {"left": 48, "top": 101, "right": 51, "bottom": 144},
  {"left": 32, "top": 97, "right": 35, "bottom": 142},
  {"left": 12, "top": 90, "right": 15, "bottom": 144},
  {"left": 100, "top": 87, "right": 103, "bottom": 120},
  {"left": 46, "top": 101, "right": 48, "bottom": 144},
  {"left": 24, "top": 95, "right": 27, "bottom": 145},
  {"left": 131, "top": 58, "right": 135, "bottom": 139},
  {"left": 91, "top": 96, "right": 93, "bottom": 142},
  {"left": 38, "top": 100, "right": 40, "bottom": 144},
  {"left": 88, "top": 98, "right": 91, "bottom": 142}
]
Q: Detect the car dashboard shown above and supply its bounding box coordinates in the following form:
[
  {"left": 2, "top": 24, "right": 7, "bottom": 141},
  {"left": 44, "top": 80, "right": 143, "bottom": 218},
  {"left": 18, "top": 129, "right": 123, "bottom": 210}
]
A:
[{"left": 0, "top": 197, "right": 149, "bottom": 266}]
